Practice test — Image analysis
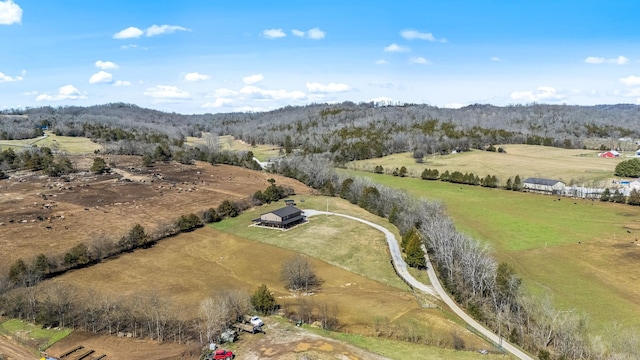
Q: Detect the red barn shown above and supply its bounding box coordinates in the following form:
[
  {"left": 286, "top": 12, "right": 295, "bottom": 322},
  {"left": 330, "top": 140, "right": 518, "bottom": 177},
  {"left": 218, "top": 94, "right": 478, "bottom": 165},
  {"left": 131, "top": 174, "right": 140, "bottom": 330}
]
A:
[{"left": 599, "top": 150, "right": 620, "bottom": 158}]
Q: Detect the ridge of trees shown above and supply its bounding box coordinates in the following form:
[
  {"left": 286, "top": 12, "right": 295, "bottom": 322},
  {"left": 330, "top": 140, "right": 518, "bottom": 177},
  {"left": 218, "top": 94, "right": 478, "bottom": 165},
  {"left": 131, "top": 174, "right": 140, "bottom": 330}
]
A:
[{"left": 2, "top": 102, "right": 639, "bottom": 166}]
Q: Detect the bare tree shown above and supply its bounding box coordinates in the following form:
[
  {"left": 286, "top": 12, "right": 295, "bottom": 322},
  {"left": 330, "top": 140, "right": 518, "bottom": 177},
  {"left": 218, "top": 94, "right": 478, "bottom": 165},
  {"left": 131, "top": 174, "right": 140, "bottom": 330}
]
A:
[{"left": 281, "top": 255, "right": 320, "bottom": 293}]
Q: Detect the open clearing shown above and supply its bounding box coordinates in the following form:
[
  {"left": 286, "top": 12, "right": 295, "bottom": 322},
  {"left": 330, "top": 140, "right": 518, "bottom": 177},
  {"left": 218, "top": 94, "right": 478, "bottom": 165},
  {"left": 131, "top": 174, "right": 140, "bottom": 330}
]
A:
[
  {"left": 0, "top": 131, "right": 103, "bottom": 155},
  {"left": 344, "top": 169, "right": 640, "bottom": 330},
  {"left": 346, "top": 144, "right": 630, "bottom": 185},
  {"left": 185, "top": 134, "right": 281, "bottom": 161},
  {"left": 0, "top": 155, "right": 309, "bottom": 269},
  {"left": 49, "top": 226, "right": 498, "bottom": 359}
]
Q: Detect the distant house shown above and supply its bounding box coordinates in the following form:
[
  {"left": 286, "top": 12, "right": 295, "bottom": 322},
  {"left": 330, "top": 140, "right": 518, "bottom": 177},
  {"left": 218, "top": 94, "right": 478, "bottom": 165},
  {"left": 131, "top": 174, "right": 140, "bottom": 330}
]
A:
[
  {"left": 253, "top": 206, "right": 304, "bottom": 229},
  {"left": 599, "top": 150, "right": 621, "bottom": 158},
  {"left": 635, "top": 149, "right": 640, "bottom": 157},
  {"left": 523, "top": 178, "right": 566, "bottom": 194}
]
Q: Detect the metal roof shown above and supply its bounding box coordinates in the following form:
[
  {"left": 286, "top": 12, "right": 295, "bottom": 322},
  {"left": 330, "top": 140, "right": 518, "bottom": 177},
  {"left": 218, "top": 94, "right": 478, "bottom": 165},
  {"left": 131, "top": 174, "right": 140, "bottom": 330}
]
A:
[
  {"left": 269, "top": 206, "right": 302, "bottom": 218},
  {"left": 523, "top": 177, "right": 563, "bottom": 186}
]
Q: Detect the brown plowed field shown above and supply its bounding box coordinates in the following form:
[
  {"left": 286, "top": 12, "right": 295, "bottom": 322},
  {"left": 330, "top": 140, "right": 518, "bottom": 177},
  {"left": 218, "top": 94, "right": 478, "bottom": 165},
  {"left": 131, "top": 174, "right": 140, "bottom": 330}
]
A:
[{"left": 0, "top": 155, "right": 310, "bottom": 270}]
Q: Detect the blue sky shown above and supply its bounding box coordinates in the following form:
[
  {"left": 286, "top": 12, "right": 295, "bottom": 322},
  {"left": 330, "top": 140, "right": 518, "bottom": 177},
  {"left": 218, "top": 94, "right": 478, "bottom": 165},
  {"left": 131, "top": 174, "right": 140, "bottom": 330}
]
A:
[{"left": 1, "top": 0, "right": 640, "bottom": 114}]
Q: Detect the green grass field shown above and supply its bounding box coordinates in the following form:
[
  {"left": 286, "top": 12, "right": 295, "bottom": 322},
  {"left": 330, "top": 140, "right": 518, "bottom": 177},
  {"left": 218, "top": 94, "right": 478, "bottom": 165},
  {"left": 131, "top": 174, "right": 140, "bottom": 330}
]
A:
[
  {"left": 0, "top": 131, "right": 102, "bottom": 155},
  {"left": 211, "top": 196, "right": 409, "bottom": 290},
  {"left": 342, "top": 169, "right": 640, "bottom": 331},
  {"left": 346, "top": 144, "right": 629, "bottom": 186},
  {"left": 0, "top": 319, "right": 72, "bottom": 351},
  {"left": 185, "top": 134, "right": 281, "bottom": 161}
]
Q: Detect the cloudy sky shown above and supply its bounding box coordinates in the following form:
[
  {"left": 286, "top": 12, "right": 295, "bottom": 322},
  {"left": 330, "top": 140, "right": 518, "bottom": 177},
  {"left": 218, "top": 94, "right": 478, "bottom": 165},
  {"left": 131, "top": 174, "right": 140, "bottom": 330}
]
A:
[{"left": 1, "top": 1, "right": 640, "bottom": 114}]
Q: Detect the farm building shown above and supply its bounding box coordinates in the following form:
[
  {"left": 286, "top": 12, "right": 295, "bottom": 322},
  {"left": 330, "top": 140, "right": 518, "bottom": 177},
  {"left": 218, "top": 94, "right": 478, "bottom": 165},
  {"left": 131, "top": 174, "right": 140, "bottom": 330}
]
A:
[
  {"left": 523, "top": 178, "right": 566, "bottom": 194},
  {"left": 253, "top": 206, "right": 305, "bottom": 229},
  {"left": 599, "top": 150, "right": 621, "bottom": 158}
]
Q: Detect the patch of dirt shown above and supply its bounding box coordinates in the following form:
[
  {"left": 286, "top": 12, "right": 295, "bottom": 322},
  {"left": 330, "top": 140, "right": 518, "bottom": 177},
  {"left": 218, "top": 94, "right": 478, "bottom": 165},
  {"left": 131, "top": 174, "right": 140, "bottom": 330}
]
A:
[
  {"left": 230, "top": 318, "right": 390, "bottom": 360},
  {"left": 0, "top": 155, "right": 310, "bottom": 269},
  {"left": 0, "top": 334, "right": 39, "bottom": 360}
]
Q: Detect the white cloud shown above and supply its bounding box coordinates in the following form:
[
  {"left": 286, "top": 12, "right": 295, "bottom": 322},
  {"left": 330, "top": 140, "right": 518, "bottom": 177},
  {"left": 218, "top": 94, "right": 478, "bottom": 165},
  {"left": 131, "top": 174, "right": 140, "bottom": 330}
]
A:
[
  {"left": 113, "top": 26, "right": 144, "bottom": 39},
  {"left": 0, "top": 0, "right": 22, "bottom": 25},
  {"left": 620, "top": 75, "right": 640, "bottom": 86},
  {"left": 202, "top": 98, "right": 234, "bottom": 108},
  {"left": 289, "top": 28, "right": 325, "bottom": 39},
  {"left": 95, "top": 60, "right": 119, "bottom": 70},
  {"left": 307, "top": 28, "right": 325, "bottom": 40},
  {"left": 263, "top": 28, "right": 286, "bottom": 39},
  {"left": 242, "top": 74, "right": 264, "bottom": 85},
  {"left": 114, "top": 80, "right": 131, "bottom": 87},
  {"left": 184, "top": 72, "right": 211, "bottom": 82},
  {"left": 306, "top": 82, "right": 350, "bottom": 93},
  {"left": 375, "top": 59, "right": 388, "bottom": 65},
  {"left": 0, "top": 71, "right": 22, "bottom": 82},
  {"left": 400, "top": 29, "right": 446, "bottom": 42},
  {"left": 113, "top": 24, "right": 189, "bottom": 39},
  {"left": 35, "top": 85, "right": 86, "bottom": 101},
  {"left": 145, "top": 24, "right": 190, "bottom": 37},
  {"left": 510, "top": 86, "right": 565, "bottom": 102},
  {"left": 89, "top": 71, "right": 113, "bottom": 84},
  {"left": 384, "top": 43, "right": 410, "bottom": 52},
  {"left": 143, "top": 85, "right": 190, "bottom": 102},
  {"left": 491, "top": 57, "right": 502, "bottom": 62},
  {"left": 409, "top": 56, "right": 430, "bottom": 65},
  {"left": 584, "top": 56, "right": 628, "bottom": 65},
  {"left": 239, "top": 85, "right": 306, "bottom": 100}
]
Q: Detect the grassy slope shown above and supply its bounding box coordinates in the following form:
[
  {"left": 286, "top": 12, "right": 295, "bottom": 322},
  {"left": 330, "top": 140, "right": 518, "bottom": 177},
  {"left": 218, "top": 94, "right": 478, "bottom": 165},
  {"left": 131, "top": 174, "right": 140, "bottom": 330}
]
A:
[
  {"left": 0, "top": 319, "right": 72, "bottom": 351},
  {"left": 342, "top": 169, "right": 640, "bottom": 330},
  {"left": 0, "top": 131, "right": 102, "bottom": 154},
  {"left": 346, "top": 144, "right": 628, "bottom": 186},
  {"left": 185, "top": 134, "right": 281, "bottom": 161}
]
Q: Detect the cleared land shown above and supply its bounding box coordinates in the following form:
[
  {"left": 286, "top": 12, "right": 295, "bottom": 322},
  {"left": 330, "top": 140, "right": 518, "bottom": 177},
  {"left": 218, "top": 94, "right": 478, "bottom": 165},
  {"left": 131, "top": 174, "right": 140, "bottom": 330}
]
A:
[
  {"left": 185, "top": 134, "right": 281, "bottom": 161},
  {"left": 49, "top": 225, "right": 498, "bottom": 358},
  {"left": 346, "top": 144, "right": 631, "bottom": 185},
  {"left": 0, "top": 155, "right": 309, "bottom": 269},
  {"left": 343, "top": 169, "right": 640, "bottom": 331},
  {"left": 0, "top": 131, "right": 103, "bottom": 154}
]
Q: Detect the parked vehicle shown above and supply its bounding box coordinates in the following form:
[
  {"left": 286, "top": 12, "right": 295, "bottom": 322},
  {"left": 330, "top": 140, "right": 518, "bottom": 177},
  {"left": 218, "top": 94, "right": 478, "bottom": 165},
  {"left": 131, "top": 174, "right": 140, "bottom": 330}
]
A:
[{"left": 204, "top": 348, "right": 234, "bottom": 360}]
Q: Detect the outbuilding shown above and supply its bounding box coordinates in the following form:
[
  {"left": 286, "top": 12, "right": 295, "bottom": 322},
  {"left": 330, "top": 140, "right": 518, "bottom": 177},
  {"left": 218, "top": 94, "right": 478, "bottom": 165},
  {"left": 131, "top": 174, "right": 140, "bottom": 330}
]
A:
[
  {"left": 253, "top": 206, "right": 305, "bottom": 229},
  {"left": 599, "top": 150, "right": 621, "bottom": 158},
  {"left": 523, "top": 178, "right": 566, "bottom": 194}
]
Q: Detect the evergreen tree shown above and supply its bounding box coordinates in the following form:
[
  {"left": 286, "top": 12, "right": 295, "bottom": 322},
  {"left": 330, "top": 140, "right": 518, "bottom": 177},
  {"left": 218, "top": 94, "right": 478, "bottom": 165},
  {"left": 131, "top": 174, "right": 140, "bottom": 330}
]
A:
[
  {"left": 628, "top": 189, "right": 640, "bottom": 206},
  {"left": 251, "top": 284, "right": 278, "bottom": 315},
  {"left": 600, "top": 188, "right": 611, "bottom": 202},
  {"left": 405, "top": 234, "right": 426, "bottom": 269},
  {"left": 512, "top": 175, "right": 522, "bottom": 191},
  {"left": 90, "top": 157, "right": 109, "bottom": 174}
]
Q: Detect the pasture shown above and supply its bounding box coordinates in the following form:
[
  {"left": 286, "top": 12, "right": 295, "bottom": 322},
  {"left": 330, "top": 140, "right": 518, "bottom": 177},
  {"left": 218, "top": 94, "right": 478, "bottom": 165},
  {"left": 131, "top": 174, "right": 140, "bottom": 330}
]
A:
[
  {"left": 343, "top": 169, "right": 640, "bottom": 330},
  {"left": 49, "top": 224, "right": 498, "bottom": 358},
  {"left": 185, "top": 133, "right": 281, "bottom": 161},
  {"left": 0, "top": 131, "right": 102, "bottom": 154},
  {"left": 346, "top": 144, "right": 629, "bottom": 186}
]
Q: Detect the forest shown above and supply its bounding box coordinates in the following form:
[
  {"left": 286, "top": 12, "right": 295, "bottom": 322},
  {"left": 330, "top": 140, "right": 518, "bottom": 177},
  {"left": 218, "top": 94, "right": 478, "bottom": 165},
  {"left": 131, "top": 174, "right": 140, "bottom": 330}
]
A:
[{"left": 2, "top": 102, "right": 640, "bottom": 359}]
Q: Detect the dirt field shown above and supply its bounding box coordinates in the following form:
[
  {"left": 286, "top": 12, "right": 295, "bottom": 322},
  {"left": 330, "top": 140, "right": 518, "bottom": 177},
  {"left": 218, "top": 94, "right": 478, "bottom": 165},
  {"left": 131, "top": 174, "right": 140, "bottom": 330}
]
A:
[
  {"left": 0, "top": 155, "right": 310, "bottom": 270},
  {"left": 0, "top": 333, "right": 40, "bottom": 359},
  {"left": 43, "top": 318, "right": 394, "bottom": 360}
]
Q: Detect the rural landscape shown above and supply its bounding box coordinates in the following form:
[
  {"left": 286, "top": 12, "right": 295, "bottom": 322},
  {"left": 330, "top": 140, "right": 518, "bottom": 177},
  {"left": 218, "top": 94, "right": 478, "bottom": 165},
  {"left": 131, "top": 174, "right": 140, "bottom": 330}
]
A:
[{"left": 0, "top": 101, "right": 639, "bottom": 360}]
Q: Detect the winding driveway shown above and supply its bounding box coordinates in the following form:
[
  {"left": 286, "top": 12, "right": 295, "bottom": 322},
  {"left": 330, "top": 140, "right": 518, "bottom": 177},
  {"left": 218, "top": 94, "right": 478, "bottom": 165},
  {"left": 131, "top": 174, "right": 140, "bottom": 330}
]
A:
[{"left": 303, "top": 209, "right": 534, "bottom": 360}]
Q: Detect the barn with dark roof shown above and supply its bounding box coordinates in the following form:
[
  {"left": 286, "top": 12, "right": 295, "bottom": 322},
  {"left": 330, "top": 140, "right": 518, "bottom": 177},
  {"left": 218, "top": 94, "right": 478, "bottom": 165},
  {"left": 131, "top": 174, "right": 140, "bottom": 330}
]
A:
[{"left": 253, "top": 206, "right": 305, "bottom": 229}]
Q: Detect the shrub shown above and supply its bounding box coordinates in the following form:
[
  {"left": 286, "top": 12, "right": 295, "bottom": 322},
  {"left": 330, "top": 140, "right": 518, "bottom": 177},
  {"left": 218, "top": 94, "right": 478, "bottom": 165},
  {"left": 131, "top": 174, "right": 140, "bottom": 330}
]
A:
[{"left": 615, "top": 158, "right": 640, "bottom": 177}]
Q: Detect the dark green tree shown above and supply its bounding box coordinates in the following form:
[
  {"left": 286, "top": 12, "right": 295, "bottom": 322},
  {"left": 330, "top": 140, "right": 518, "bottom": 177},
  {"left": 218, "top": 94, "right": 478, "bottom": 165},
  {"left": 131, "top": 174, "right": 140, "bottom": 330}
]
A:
[
  {"left": 202, "top": 208, "right": 222, "bottom": 223},
  {"left": 251, "top": 284, "right": 278, "bottom": 315},
  {"left": 373, "top": 165, "right": 384, "bottom": 174},
  {"left": 176, "top": 213, "right": 203, "bottom": 232},
  {"left": 218, "top": 200, "right": 239, "bottom": 218},
  {"left": 600, "top": 188, "right": 611, "bottom": 202},
  {"left": 8, "top": 258, "right": 28, "bottom": 284},
  {"left": 611, "top": 189, "right": 626, "bottom": 204},
  {"left": 90, "top": 157, "right": 109, "bottom": 174},
  {"left": 118, "top": 224, "right": 148, "bottom": 251},
  {"left": 405, "top": 234, "right": 426, "bottom": 269},
  {"left": 64, "top": 243, "right": 91, "bottom": 267},
  {"left": 398, "top": 166, "right": 408, "bottom": 177},
  {"left": 505, "top": 178, "right": 513, "bottom": 190},
  {"left": 512, "top": 175, "right": 522, "bottom": 191},
  {"left": 614, "top": 158, "right": 640, "bottom": 177}
]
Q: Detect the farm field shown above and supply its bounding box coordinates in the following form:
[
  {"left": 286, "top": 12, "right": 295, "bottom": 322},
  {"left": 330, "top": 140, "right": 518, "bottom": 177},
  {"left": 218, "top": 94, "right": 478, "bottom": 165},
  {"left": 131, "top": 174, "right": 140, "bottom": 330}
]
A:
[
  {"left": 48, "top": 224, "right": 500, "bottom": 358},
  {"left": 343, "top": 169, "right": 640, "bottom": 331},
  {"left": 0, "top": 131, "right": 103, "bottom": 154},
  {"left": 346, "top": 144, "right": 629, "bottom": 186},
  {"left": 0, "top": 155, "right": 309, "bottom": 269},
  {"left": 185, "top": 133, "right": 281, "bottom": 161}
]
